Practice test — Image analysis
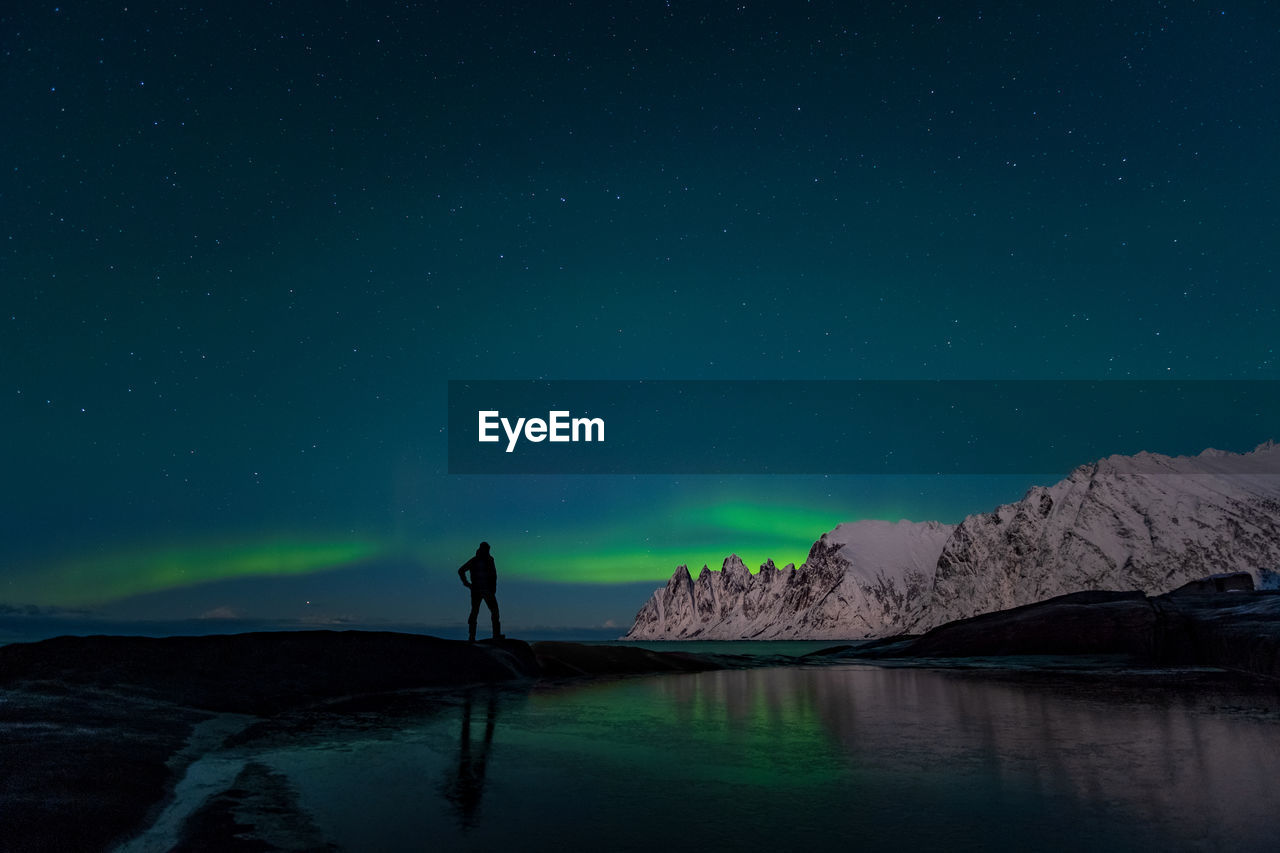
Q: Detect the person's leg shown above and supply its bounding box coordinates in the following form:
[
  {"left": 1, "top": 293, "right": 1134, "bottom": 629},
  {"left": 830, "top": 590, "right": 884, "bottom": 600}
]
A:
[
  {"left": 484, "top": 592, "right": 502, "bottom": 638},
  {"left": 467, "top": 589, "right": 482, "bottom": 642}
]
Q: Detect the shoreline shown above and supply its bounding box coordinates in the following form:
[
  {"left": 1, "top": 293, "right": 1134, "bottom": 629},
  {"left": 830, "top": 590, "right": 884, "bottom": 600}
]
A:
[{"left": 5, "top": 588, "right": 1279, "bottom": 851}]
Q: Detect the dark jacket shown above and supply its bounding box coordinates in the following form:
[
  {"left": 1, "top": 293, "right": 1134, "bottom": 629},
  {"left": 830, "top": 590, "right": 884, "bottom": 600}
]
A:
[{"left": 459, "top": 552, "right": 497, "bottom": 592}]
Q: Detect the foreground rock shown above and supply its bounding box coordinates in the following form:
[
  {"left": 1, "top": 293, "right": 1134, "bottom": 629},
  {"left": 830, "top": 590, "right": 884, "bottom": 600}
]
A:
[
  {"left": 0, "top": 686, "right": 210, "bottom": 853},
  {"left": 0, "top": 630, "right": 739, "bottom": 853},
  {"left": 0, "top": 631, "right": 541, "bottom": 715}
]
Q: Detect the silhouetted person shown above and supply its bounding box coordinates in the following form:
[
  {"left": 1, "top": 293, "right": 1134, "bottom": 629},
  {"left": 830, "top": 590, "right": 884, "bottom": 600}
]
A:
[
  {"left": 458, "top": 541, "right": 502, "bottom": 642},
  {"left": 440, "top": 689, "right": 499, "bottom": 829}
]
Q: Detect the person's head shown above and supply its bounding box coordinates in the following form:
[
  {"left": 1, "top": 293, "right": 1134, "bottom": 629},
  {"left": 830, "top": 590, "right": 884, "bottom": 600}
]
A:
[{"left": 477, "top": 541, "right": 490, "bottom": 555}]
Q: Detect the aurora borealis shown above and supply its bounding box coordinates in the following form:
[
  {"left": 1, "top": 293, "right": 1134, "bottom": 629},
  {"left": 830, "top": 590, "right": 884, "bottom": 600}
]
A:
[{"left": 3, "top": 2, "right": 1278, "bottom": 629}]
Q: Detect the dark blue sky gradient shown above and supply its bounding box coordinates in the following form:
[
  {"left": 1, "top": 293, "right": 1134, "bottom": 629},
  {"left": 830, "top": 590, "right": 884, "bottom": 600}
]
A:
[{"left": 3, "top": 1, "right": 1277, "bottom": 628}]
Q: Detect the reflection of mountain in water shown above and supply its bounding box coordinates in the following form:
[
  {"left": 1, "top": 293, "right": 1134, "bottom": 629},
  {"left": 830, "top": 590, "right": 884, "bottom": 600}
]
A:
[
  {"left": 652, "top": 665, "right": 1280, "bottom": 849},
  {"left": 135, "top": 662, "right": 1280, "bottom": 852}
]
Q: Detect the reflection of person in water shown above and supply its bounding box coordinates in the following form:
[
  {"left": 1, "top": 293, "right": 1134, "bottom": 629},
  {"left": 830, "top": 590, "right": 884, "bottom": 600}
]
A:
[
  {"left": 458, "top": 541, "right": 502, "bottom": 642},
  {"left": 441, "top": 690, "right": 499, "bottom": 830}
]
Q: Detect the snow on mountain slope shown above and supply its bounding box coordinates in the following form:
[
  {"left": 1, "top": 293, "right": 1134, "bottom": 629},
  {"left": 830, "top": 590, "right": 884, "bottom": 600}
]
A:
[
  {"left": 915, "top": 441, "right": 1280, "bottom": 630},
  {"left": 626, "top": 442, "right": 1280, "bottom": 640},
  {"left": 626, "top": 520, "right": 953, "bottom": 640}
]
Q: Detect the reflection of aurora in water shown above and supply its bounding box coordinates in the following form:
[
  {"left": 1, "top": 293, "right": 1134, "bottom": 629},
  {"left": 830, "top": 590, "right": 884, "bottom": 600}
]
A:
[
  {"left": 187, "top": 663, "right": 1280, "bottom": 852},
  {"left": 519, "top": 666, "right": 846, "bottom": 789}
]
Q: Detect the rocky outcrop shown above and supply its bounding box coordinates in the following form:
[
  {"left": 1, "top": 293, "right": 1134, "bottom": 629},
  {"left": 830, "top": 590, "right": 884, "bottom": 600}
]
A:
[
  {"left": 1149, "top": 591, "right": 1280, "bottom": 678},
  {"left": 0, "top": 631, "right": 760, "bottom": 714},
  {"left": 0, "top": 631, "right": 541, "bottom": 715},
  {"left": 886, "top": 590, "right": 1159, "bottom": 658},
  {"left": 831, "top": 587, "right": 1280, "bottom": 682}
]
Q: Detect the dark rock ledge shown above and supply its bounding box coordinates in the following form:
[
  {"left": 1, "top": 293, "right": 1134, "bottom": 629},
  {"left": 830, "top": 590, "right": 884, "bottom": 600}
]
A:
[
  {"left": 0, "top": 632, "right": 733, "bottom": 853},
  {"left": 815, "top": 587, "right": 1280, "bottom": 682}
]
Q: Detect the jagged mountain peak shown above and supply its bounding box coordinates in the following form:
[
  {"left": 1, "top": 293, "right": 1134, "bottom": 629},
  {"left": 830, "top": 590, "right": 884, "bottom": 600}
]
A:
[
  {"left": 627, "top": 443, "right": 1280, "bottom": 640},
  {"left": 818, "top": 518, "right": 956, "bottom": 588}
]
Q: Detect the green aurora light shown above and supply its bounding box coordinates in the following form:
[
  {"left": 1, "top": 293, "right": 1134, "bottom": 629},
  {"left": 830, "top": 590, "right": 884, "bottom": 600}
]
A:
[
  {"left": 431, "top": 499, "right": 877, "bottom": 584},
  {"left": 11, "top": 498, "right": 923, "bottom": 608},
  {"left": 9, "top": 537, "right": 387, "bottom": 608}
]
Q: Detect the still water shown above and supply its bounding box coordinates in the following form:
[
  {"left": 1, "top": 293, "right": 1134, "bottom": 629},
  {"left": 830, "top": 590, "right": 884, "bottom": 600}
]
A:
[{"left": 180, "top": 664, "right": 1280, "bottom": 851}]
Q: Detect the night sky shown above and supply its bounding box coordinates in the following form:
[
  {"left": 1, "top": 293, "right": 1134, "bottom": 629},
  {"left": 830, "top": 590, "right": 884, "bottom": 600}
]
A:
[{"left": 3, "top": 2, "right": 1278, "bottom": 630}]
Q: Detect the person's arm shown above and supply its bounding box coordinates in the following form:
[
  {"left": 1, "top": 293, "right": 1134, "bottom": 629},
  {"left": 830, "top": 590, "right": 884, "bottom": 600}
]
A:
[{"left": 458, "top": 559, "right": 472, "bottom": 587}]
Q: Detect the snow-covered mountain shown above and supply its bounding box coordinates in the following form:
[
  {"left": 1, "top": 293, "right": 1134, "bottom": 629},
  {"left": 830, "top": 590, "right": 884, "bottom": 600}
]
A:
[
  {"left": 920, "top": 440, "right": 1280, "bottom": 630},
  {"left": 625, "top": 442, "right": 1280, "bottom": 640},
  {"left": 626, "top": 519, "right": 954, "bottom": 640}
]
